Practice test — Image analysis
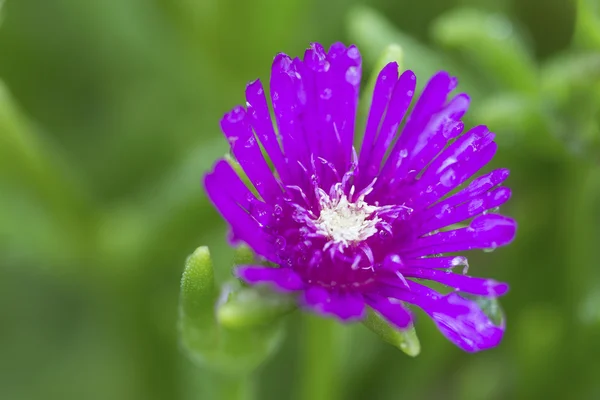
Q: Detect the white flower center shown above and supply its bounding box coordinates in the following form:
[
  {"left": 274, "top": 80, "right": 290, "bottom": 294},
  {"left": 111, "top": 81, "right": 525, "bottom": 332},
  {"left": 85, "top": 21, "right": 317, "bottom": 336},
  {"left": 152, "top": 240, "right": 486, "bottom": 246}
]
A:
[{"left": 314, "top": 193, "right": 381, "bottom": 247}]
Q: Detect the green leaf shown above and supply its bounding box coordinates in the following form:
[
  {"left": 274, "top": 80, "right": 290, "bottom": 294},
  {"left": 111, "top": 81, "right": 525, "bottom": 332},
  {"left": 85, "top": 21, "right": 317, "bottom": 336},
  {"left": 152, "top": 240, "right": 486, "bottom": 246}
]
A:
[
  {"left": 431, "top": 8, "right": 537, "bottom": 93},
  {"left": 362, "top": 309, "right": 421, "bottom": 357},
  {"left": 347, "top": 5, "right": 479, "bottom": 95},
  {"left": 574, "top": 0, "right": 600, "bottom": 50}
]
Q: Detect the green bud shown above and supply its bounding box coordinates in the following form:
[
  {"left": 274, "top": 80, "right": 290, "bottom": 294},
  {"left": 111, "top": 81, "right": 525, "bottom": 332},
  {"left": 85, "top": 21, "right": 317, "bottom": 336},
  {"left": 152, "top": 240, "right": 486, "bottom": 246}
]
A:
[
  {"left": 363, "top": 308, "right": 421, "bottom": 357},
  {"left": 179, "top": 247, "right": 286, "bottom": 375},
  {"left": 180, "top": 246, "right": 217, "bottom": 324}
]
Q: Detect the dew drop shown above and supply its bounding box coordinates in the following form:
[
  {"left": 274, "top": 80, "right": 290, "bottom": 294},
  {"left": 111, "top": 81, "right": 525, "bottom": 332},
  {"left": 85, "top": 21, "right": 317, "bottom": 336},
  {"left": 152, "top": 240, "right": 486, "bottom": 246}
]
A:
[
  {"left": 440, "top": 169, "right": 457, "bottom": 187},
  {"left": 406, "top": 90, "right": 414, "bottom": 96},
  {"left": 442, "top": 119, "right": 463, "bottom": 139},
  {"left": 467, "top": 198, "right": 484, "bottom": 214},
  {"left": 347, "top": 46, "right": 360, "bottom": 60},
  {"left": 275, "top": 236, "right": 287, "bottom": 250},
  {"left": 245, "top": 135, "right": 256, "bottom": 148},
  {"left": 399, "top": 148, "right": 408, "bottom": 158},
  {"left": 227, "top": 107, "right": 245, "bottom": 123},
  {"left": 436, "top": 204, "right": 452, "bottom": 219},
  {"left": 345, "top": 66, "right": 361, "bottom": 85},
  {"left": 320, "top": 88, "right": 332, "bottom": 100}
]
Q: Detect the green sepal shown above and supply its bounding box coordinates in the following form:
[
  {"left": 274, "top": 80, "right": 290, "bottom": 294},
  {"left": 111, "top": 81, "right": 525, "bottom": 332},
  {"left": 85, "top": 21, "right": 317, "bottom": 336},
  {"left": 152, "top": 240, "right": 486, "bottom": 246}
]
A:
[
  {"left": 217, "top": 284, "right": 296, "bottom": 329},
  {"left": 362, "top": 308, "right": 421, "bottom": 357}
]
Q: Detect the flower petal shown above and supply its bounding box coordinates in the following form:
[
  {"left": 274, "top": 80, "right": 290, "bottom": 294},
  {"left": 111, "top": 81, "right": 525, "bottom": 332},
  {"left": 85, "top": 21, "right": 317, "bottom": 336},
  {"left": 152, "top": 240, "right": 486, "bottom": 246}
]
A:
[
  {"left": 361, "top": 70, "right": 416, "bottom": 182},
  {"left": 302, "top": 43, "right": 362, "bottom": 183},
  {"left": 403, "top": 214, "right": 516, "bottom": 257},
  {"left": 270, "top": 53, "right": 311, "bottom": 184},
  {"left": 402, "top": 268, "right": 509, "bottom": 297},
  {"left": 416, "top": 186, "right": 512, "bottom": 236},
  {"left": 221, "top": 106, "right": 282, "bottom": 202},
  {"left": 204, "top": 162, "right": 276, "bottom": 261},
  {"left": 245, "top": 79, "right": 288, "bottom": 181},
  {"left": 236, "top": 265, "right": 304, "bottom": 292},
  {"left": 440, "top": 168, "right": 510, "bottom": 208},
  {"left": 378, "top": 71, "right": 454, "bottom": 184},
  {"left": 359, "top": 62, "right": 400, "bottom": 179},
  {"left": 301, "top": 286, "right": 366, "bottom": 321},
  {"left": 364, "top": 293, "right": 413, "bottom": 329},
  {"left": 390, "top": 282, "right": 504, "bottom": 352}
]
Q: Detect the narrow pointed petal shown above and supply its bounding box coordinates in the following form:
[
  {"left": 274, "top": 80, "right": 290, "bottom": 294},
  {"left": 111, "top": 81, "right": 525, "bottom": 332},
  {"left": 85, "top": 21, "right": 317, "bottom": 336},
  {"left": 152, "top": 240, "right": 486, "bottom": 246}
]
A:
[
  {"left": 403, "top": 214, "right": 516, "bottom": 257},
  {"left": 236, "top": 265, "right": 304, "bottom": 292},
  {"left": 221, "top": 106, "right": 282, "bottom": 202},
  {"left": 301, "top": 286, "right": 366, "bottom": 321},
  {"left": 390, "top": 282, "right": 504, "bottom": 352},
  {"left": 204, "top": 162, "right": 276, "bottom": 261},
  {"left": 245, "top": 79, "right": 288, "bottom": 181},
  {"left": 359, "top": 62, "right": 400, "bottom": 174},
  {"left": 365, "top": 293, "right": 413, "bottom": 329},
  {"left": 402, "top": 268, "right": 509, "bottom": 297},
  {"left": 416, "top": 186, "right": 512, "bottom": 236},
  {"left": 362, "top": 70, "right": 416, "bottom": 181}
]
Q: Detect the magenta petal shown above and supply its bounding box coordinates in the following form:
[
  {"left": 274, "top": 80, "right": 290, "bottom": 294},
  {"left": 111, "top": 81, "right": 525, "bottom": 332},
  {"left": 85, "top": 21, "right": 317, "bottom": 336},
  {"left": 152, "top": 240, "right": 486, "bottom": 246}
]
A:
[
  {"left": 301, "top": 286, "right": 366, "bottom": 321},
  {"left": 221, "top": 107, "right": 282, "bottom": 202},
  {"left": 362, "top": 70, "right": 416, "bottom": 181},
  {"left": 204, "top": 162, "right": 276, "bottom": 262},
  {"left": 392, "top": 283, "right": 504, "bottom": 352},
  {"left": 442, "top": 168, "right": 510, "bottom": 208},
  {"left": 359, "top": 62, "right": 400, "bottom": 178},
  {"left": 245, "top": 79, "right": 288, "bottom": 181},
  {"left": 417, "top": 186, "right": 512, "bottom": 236},
  {"left": 236, "top": 265, "right": 304, "bottom": 292},
  {"left": 404, "top": 256, "right": 469, "bottom": 269},
  {"left": 404, "top": 214, "right": 517, "bottom": 257},
  {"left": 365, "top": 293, "right": 413, "bottom": 329},
  {"left": 403, "top": 268, "right": 509, "bottom": 297},
  {"left": 425, "top": 293, "right": 504, "bottom": 352}
]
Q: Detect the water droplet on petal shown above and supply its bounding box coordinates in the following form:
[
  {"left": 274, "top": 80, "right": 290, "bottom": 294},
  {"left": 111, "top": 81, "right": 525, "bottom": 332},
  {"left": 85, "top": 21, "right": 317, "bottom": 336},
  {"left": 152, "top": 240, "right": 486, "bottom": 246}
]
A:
[
  {"left": 440, "top": 169, "right": 457, "bottom": 187},
  {"left": 347, "top": 46, "right": 360, "bottom": 60},
  {"left": 345, "top": 66, "right": 361, "bottom": 85},
  {"left": 275, "top": 236, "right": 287, "bottom": 250},
  {"left": 468, "top": 198, "right": 484, "bottom": 214},
  {"left": 436, "top": 204, "right": 452, "bottom": 219},
  {"left": 320, "top": 88, "right": 332, "bottom": 100}
]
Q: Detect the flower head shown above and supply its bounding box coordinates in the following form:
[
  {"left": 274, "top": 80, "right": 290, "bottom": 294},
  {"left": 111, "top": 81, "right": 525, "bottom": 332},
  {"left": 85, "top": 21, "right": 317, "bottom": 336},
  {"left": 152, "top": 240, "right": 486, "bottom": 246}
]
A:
[{"left": 204, "top": 42, "right": 516, "bottom": 352}]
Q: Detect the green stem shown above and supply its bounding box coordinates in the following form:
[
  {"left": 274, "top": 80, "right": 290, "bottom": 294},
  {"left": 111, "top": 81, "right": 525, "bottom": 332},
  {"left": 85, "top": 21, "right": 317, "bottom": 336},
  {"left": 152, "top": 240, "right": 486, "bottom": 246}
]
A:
[
  {"left": 298, "top": 315, "right": 341, "bottom": 400},
  {"left": 217, "top": 374, "right": 255, "bottom": 400}
]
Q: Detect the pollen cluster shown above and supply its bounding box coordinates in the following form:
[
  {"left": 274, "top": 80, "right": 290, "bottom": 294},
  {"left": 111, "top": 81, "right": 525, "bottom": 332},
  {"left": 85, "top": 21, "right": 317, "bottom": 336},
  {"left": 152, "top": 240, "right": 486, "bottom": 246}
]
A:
[{"left": 313, "top": 192, "right": 381, "bottom": 247}]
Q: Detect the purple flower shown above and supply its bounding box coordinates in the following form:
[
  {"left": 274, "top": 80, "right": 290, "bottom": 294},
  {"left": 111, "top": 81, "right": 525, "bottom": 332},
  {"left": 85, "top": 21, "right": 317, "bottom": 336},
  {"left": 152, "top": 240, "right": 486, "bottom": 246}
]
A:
[{"left": 204, "top": 42, "right": 516, "bottom": 352}]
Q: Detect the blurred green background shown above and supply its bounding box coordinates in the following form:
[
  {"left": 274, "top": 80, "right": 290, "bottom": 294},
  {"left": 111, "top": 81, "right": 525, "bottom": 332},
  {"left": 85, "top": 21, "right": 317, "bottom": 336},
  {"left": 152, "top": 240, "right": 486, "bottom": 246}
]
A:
[{"left": 2, "top": 0, "right": 600, "bottom": 399}]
